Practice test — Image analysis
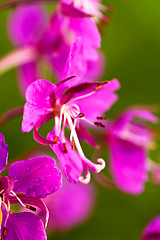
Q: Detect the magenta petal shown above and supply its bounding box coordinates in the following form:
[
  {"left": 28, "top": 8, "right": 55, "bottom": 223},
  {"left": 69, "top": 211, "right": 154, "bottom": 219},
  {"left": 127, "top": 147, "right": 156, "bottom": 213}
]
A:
[
  {"left": 0, "top": 176, "right": 14, "bottom": 202},
  {"left": 48, "top": 131, "right": 83, "bottom": 183},
  {"left": 8, "top": 4, "right": 47, "bottom": 46},
  {"left": 9, "top": 156, "right": 62, "bottom": 198},
  {"left": 22, "top": 79, "right": 56, "bottom": 132},
  {"left": 141, "top": 216, "right": 160, "bottom": 240},
  {"left": 112, "top": 108, "right": 158, "bottom": 134},
  {"left": 109, "top": 138, "right": 148, "bottom": 194},
  {"left": 0, "top": 133, "right": 8, "bottom": 173},
  {"left": 69, "top": 17, "right": 101, "bottom": 58},
  {"left": 5, "top": 212, "right": 47, "bottom": 240},
  {"left": 33, "top": 113, "right": 58, "bottom": 145},
  {"left": 60, "top": 2, "right": 92, "bottom": 17},
  {"left": 109, "top": 108, "right": 158, "bottom": 146},
  {"left": 74, "top": 79, "right": 120, "bottom": 122},
  {"left": 59, "top": 38, "right": 87, "bottom": 91},
  {"left": 43, "top": 181, "right": 95, "bottom": 231},
  {"left": 61, "top": 80, "right": 108, "bottom": 104},
  {"left": 18, "top": 61, "right": 38, "bottom": 95}
]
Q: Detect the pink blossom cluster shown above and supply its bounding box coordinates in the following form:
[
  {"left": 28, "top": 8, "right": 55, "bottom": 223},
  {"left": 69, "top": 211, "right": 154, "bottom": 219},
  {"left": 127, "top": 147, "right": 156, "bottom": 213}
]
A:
[{"left": 0, "top": 0, "right": 159, "bottom": 239}]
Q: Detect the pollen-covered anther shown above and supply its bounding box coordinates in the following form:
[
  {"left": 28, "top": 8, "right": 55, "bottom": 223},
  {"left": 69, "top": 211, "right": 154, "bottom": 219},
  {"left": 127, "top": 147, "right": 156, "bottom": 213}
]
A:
[
  {"left": 2, "top": 227, "right": 7, "bottom": 238},
  {"left": 78, "top": 113, "right": 85, "bottom": 118},
  {"left": 97, "top": 116, "right": 107, "bottom": 120},
  {"left": 94, "top": 158, "right": 106, "bottom": 173},
  {"left": 0, "top": 235, "right": 2, "bottom": 240},
  {"left": 63, "top": 142, "right": 68, "bottom": 153},
  {"left": 26, "top": 205, "right": 36, "bottom": 211},
  {"left": 54, "top": 135, "right": 59, "bottom": 142},
  {"left": 94, "top": 85, "right": 103, "bottom": 91},
  {"left": 71, "top": 139, "right": 75, "bottom": 150},
  {"left": 94, "top": 122, "right": 105, "bottom": 128}
]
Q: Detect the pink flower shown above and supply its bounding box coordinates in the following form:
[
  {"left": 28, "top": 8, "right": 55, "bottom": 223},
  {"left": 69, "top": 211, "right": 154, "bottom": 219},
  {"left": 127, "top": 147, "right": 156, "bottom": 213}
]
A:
[
  {"left": 22, "top": 77, "right": 120, "bottom": 184},
  {"left": 106, "top": 107, "right": 158, "bottom": 194}
]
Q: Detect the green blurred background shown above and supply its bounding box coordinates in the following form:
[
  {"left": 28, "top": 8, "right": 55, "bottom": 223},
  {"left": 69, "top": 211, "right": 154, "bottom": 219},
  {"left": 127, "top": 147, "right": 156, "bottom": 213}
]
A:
[{"left": 0, "top": 0, "right": 160, "bottom": 239}]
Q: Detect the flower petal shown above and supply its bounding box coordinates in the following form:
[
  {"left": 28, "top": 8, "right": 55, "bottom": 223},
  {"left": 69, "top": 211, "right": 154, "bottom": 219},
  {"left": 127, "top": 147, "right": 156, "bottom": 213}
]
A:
[
  {"left": 18, "top": 61, "right": 38, "bottom": 95},
  {"left": 108, "top": 138, "right": 148, "bottom": 194},
  {"left": 22, "top": 79, "right": 56, "bottom": 132},
  {"left": 69, "top": 17, "right": 101, "bottom": 59},
  {"left": 109, "top": 108, "right": 158, "bottom": 146},
  {"left": 4, "top": 212, "right": 47, "bottom": 240},
  {"left": 0, "top": 133, "right": 8, "bottom": 173},
  {"left": 60, "top": 2, "right": 92, "bottom": 17},
  {"left": 0, "top": 176, "right": 14, "bottom": 202},
  {"left": 9, "top": 156, "right": 62, "bottom": 198},
  {"left": 48, "top": 131, "right": 83, "bottom": 183},
  {"left": 42, "top": 180, "right": 95, "bottom": 231},
  {"left": 9, "top": 194, "right": 49, "bottom": 227},
  {"left": 8, "top": 4, "right": 47, "bottom": 46},
  {"left": 59, "top": 38, "right": 87, "bottom": 91},
  {"left": 73, "top": 79, "right": 120, "bottom": 122},
  {"left": 141, "top": 216, "right": 160, "bottom": 240}
]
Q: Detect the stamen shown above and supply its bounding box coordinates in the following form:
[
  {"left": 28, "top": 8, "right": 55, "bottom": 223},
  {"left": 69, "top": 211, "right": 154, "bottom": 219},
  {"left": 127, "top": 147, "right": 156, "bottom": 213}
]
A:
[
  {"left": 94, "top": 122, "right": 105, "bottom": 128},
  {"left": 78, "top": 113, "right": 85, "bottom": 118},
  {"left": 97, "top": 116, "right": 107, "bottom": 120},
  {"left": 26, "top": 205, "right": 36, "bottom": 211},
  {"left": 71, "top": 139, "right": 75, "bottom": 150},
  {"left": 2, "top": 227, "right": 7, "bottom": 239},
  {"left": 63, "top": 143, "right": 68, "bottom": 153},
  {"left": 54, "top": 136, "right": 58, "bottom": 142}
]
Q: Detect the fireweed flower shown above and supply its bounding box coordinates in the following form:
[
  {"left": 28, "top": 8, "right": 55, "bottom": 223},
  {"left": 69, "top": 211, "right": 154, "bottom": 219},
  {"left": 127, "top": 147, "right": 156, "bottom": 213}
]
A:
[
  {"left": 106, "top": 108, "right": 158, "bottom": 194},
  {"left": 140, "top": 216, "right": 160, "bottom": 240},
  {"left": 0, "top": 133, "right": 62, "bottom": 239},
  {"left": 38, "top": 180, "right": 95, "bottom": 231},
  {"left": 22, "top": 78, "right": 120, "bottom": 184}
]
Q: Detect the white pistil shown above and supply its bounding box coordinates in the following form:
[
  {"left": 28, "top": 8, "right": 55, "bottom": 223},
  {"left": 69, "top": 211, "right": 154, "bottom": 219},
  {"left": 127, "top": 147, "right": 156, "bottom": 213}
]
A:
[{"left": 79, "top": 171, "right": 91, "bottom": 184}]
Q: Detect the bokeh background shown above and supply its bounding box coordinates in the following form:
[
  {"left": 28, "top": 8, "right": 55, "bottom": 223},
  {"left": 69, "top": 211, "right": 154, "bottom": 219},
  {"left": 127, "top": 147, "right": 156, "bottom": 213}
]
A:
[{"left": 0, "top": 0, "right": 160, "bottom": 239}]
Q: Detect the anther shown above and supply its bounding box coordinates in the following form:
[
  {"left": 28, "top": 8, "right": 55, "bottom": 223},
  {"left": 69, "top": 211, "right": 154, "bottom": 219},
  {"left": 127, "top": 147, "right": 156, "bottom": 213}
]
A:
[
  {"left": 2, "top": 227, "right": 7, "bottom": 238},
  {"left": 26, "top": 205, "right": 36, "bottom": 211},
  {"left": 0, "top": 194, "right": 3, "bottom": 201},
  {"left": 54, "top": 135, "right": 58, "bottom": 142},
  {"left": 94, "top": 85, "right": 102, "bottom": 91},
  {"left": 62, "top": 143, "right": 68, "bottom": 153},
  {"left": 97, "top": 117, "right": 107, "bottom": 120},
  {"left": 94, "top": 122, "right": 105, "bottom": 128},
  {"left": 78, "top": 113, "right": 85, "bottom": 118},
  {"left": 0, "top": 235, "right": 2, "bottom": 240},
  {"left": 71, "top": 139, "right": 75, "bottom": 150}
]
